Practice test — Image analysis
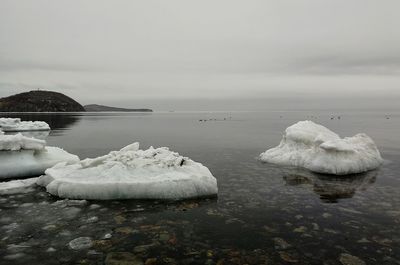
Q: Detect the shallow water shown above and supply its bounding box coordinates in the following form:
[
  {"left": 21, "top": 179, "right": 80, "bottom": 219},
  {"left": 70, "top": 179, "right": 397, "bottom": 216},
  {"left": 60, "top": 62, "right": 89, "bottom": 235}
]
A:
[{"left": 1, "top": 111, "right": 399, "bottom": 264}]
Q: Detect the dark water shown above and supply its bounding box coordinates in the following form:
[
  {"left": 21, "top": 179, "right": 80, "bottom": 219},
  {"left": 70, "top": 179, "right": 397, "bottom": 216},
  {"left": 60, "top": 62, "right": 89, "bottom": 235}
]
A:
[{"left": 1, "top": 111, "right": 399, "bottom": 265}]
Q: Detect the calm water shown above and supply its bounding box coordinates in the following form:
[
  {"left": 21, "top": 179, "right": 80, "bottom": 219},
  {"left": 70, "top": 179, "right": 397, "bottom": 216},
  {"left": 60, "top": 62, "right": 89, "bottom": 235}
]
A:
[{"left": 1, "top": 111, "right": 399, "bottom": 265}]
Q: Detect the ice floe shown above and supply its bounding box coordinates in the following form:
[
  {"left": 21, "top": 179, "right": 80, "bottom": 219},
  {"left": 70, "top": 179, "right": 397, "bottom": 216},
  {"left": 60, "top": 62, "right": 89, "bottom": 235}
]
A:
[
  {"left": 0, "top": 118, "right": 50, "bottom": 132},
  {"left": 7, "top": 130, "right": 50, "bottom": 140},
  {"left": 37, "top": 142, "right": 218, "bottom": 200},
  {"left": 260, "top": 121, "right": 383, "bottom": 175},
  {"left": 0, "top": 134, "right": 79, "bottom": 179},
  {"left": 0, "top": 133, "right": 46, "bottom": 151},
  {"left": 0, "top": 177, "right": 38, "bottom": 195}
]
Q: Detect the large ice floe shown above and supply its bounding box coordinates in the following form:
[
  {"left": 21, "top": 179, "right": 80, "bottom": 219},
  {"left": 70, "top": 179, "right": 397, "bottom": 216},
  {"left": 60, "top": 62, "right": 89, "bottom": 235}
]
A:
[
  {"left": 37, "top": 142, "right": 218, "bottom": 200},
  {"left": 0, "top": 118, "right": 50, "bottom": 132},
  {"left": 259, "top": 121, "right": 383, "bottom": 175},
  {"left": 0, "top": 133, "right": 79, "bottom": 179}
]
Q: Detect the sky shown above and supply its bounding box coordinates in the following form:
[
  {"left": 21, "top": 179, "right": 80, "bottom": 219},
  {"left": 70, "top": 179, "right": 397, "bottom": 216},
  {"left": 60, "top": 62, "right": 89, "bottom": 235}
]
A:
[{"left": 0, "top": 0, "right": 399, "bottom": 110}]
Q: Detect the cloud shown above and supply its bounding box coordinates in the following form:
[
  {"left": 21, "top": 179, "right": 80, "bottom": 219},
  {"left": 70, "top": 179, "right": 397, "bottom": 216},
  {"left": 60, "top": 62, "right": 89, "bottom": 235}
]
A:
[{"left": 0, "top": 0, "right": 399, "bottom": 109}]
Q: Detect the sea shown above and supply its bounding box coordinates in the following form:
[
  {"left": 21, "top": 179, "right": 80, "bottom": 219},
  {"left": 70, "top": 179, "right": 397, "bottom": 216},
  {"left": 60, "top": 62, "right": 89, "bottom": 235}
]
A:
[{"left": 0, "top": 110, "right": 399, "bottom": 264}]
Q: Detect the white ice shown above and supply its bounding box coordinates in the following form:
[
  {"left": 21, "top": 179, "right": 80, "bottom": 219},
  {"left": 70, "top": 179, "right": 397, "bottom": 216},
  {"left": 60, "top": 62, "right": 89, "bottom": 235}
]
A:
[
  {"left": 7, "top": 130, "right": 50, "bottom": 140},
  {"left": 0, "top": 177, "right": 38, "bottom": 195},
  {"left": 37, "top": 142, "right": 218, "bottom": 200},
  {"left": 259, "top": 121, "right": 383, "bottom": 175},
  {"left": 0, "top": 134, "right": 79, "bottom": 179},
  {"left": 0, "top": 133, "right": 46, "bottom": 151},
  {"left": 0, "top": 118, "right": 50, "bottom": 132}
]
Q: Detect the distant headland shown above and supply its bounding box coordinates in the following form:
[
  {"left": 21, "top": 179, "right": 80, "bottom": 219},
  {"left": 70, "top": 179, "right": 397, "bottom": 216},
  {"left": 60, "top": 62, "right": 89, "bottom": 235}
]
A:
[
  {"left": 0, "top": 90, "right": 153, "bottom": 112},
  {"left": 0, "top": 90, "right": 85, "bottom": 112},
  {"left": 84, "top": 104, "right": 152, "bottom": 112}
]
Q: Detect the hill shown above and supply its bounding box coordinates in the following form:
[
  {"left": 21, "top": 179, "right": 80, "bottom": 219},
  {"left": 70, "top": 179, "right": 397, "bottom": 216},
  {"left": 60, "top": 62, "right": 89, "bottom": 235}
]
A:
[
  {"left": 84, "top": 104, "right": 152, "bottom": 112},
  {"left": 0, "top": 90, "right": 85, "bottom": 112}
]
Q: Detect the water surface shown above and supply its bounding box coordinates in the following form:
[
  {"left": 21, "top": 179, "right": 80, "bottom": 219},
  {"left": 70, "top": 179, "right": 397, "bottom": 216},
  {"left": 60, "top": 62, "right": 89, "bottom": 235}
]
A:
[{"left": 1, "top": 111, "right": 399, "bottom": 264}]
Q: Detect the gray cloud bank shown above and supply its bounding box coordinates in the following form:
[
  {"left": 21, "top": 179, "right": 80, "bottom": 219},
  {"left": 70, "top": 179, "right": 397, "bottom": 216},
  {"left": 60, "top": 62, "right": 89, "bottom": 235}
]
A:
[{"left": 1, "top": 0, "right": 399, "bottom": 110}]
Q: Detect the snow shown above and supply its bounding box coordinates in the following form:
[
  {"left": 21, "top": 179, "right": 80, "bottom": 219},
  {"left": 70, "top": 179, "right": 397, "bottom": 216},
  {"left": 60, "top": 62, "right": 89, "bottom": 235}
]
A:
[
  {"left": 37, "top": 142, "right": 218, "bottom": 200},
  {"left": 0, "top": 118, "right": 50, "bottom": 132},
  {"left": 0, "top": 177, "right": 38, "bottom": 195},
  {"left": 259, "top": 121, "right": 383, "bottom": 175}
]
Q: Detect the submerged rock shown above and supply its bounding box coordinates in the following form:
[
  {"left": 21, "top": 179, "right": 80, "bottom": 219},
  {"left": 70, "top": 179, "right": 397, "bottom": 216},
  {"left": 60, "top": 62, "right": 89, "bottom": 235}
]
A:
[
  {"left": 68, "top": 237, "right": 93, "bottom": 250},
  {"left": 105, "top": 252, "right": 143, "bottom": 265},
  {"left": 260, "top": 121, "right": 383, "bottom": 175},
  {"left": 37, "top": 142, "right": 218, "bottom": 200},
  {"left": 339, "top": 253, "right": 366, "bottom": 265},
  {"left": 274, "top": 237, "right": 291, "bottom": 250}
]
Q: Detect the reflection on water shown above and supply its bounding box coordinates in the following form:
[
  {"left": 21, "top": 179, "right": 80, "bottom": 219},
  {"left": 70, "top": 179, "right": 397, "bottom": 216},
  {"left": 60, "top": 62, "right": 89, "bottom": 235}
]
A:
[{"left": 282, "top": 168, "right": 377, "bottom": 203}]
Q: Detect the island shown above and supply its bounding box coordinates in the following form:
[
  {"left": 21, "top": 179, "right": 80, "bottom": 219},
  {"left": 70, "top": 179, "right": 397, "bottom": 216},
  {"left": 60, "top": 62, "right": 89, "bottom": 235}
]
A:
[
  {"left": 84, "top": 104, "right": 153, "bottom": 112},
  {"left": 0, "top": 90, "right": 85, "bottom": 112}
]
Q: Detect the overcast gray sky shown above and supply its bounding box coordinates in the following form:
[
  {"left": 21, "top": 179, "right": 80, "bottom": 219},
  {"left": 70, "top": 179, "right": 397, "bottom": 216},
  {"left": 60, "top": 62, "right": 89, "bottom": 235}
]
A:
[{"left": 1, "top": 0, "right": 399, "bottom": 110}]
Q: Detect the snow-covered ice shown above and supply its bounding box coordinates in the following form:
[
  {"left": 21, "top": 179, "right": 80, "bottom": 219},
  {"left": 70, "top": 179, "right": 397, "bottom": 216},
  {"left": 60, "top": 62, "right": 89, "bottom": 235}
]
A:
[
  {"left": 7, "top": 130, "right": 50, "bottom": 140},
  {"left": 0, "top": 118, "right": 20, "bottom": 127},
  {"left": 37, "top": 142, "right": 218, "bottom": 200},
  {"left": 0, "top": 118, "right": 50, "bottom": 132},
  {"left": 0, "top": 133, "right": 46, "bottom": 151},
  {"left": 0, "top": 177, "right": 38, "bottom": 195},
  {"left": 259, "top": 121, "right": 383, "bottom": 175},
  {"left": 0, "top": 134, "right": 79, "bottom": 179}
]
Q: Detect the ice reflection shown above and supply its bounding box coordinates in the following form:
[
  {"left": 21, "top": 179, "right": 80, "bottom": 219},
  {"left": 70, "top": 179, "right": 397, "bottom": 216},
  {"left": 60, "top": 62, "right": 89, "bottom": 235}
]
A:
[{"left": 282, "top": 168, "right": 377, "bottom": 203}]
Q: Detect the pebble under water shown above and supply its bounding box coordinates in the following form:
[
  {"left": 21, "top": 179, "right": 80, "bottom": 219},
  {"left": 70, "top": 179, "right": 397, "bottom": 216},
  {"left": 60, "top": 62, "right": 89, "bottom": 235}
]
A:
[{"left": 1, "top": 111, "right": 399, "bottom": 265}]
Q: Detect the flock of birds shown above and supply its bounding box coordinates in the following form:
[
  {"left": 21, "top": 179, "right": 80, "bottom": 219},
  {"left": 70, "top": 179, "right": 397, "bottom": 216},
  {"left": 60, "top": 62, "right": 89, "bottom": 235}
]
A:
[
  {"left": 198, "top": 115, "right": 392, "bottom": 122},
  {"left": 198, "top": 117, "right": 232, "bottom": 122}
]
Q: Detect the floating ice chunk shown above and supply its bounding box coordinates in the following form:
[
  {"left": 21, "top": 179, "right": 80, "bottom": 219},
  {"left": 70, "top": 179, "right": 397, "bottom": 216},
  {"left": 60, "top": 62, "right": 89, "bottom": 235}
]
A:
[
  {"left": 0, "top": 177, "right": 38, "bottom": 195},
  {"left": 259, "top": 121, "right": 383, "bottom": 175},
  {"left": 0, "top": 132, "right": 78, "bottom": 179},
  {"left": 37, "top": 142, "right": 218, "bottom": 200},
  {"left": 0, "top": 146, "right": 79, "bottom": 179},
  {"left": 103, "top": 233, "right": 112, "bottom": 239},
  {"left": 65, "top": 199, "right": 88, "bottom": 206},
  {"left": 86, "top": 216, "right": 98, "bottom": 223},
  {"left": 89, "top": 204, "right": 101, "bottom": 210},
  {"left": 46, "top": 247, "right": 56, "bottom": 252},
  {"left": 0, "top": 118, "right": 50, "bottom": 132}
]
